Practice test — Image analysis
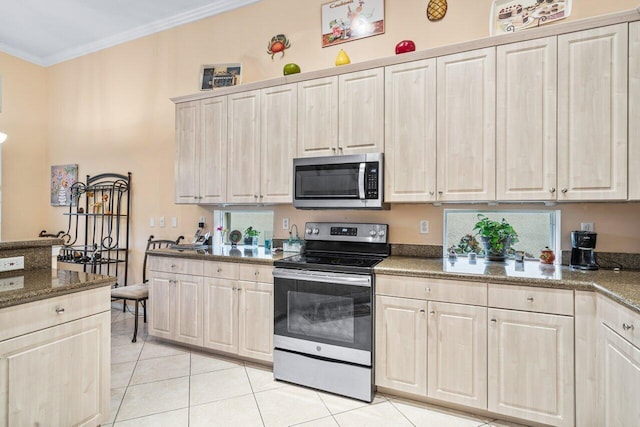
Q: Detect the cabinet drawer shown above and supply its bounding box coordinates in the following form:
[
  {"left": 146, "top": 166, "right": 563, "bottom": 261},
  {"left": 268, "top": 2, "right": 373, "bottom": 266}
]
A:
[
  {"left": 239, "top": 264, "right": 273, "bottom": 283},
  {"left": 376, "top": 275, "right": 487, "bottom": 306},
  {"left": 488, "top": 284, "right": 573, "bottom": 316},
  {"left": 0, "top": 286, "right": 111, "bottom": 342},
  {"left": 148, "top": 256, "right": 203, "bottom": 275},
  {"left": 598, "top": 294, "right": 640, "bottom": 348},
  {"left": 204, "top": 261, "right": 239, "bottom": 280}
]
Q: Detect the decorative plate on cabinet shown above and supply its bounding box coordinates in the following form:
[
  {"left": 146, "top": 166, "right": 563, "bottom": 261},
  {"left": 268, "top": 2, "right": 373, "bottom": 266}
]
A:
[{"left": 228, "top": 230, "right": 242, "bottom": 246}]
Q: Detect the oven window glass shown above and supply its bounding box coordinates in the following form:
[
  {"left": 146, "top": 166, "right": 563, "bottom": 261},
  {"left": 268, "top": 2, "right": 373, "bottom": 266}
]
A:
[
  {"left": 295, "top": 163, "right": 359, "bottom": 199},
  {"left": 288, "top": 292, "right": 355, "bottom": 344}
]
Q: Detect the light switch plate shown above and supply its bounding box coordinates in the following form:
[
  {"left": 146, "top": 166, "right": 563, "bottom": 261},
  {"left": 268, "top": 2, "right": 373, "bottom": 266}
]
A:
[
  {"left": 420, "top": 220, "right": 430, "bottom": 234},
  {"left": 171, "top": 217, "right": 178, "bottom": 227},
  {"left": 159, "top": 216, "right": 165, "bottom": 228}
]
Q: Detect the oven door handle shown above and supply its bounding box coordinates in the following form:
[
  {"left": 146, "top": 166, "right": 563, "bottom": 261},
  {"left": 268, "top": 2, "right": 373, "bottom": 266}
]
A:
[
  {"left": 273, "top": 268, "right": 372, "bottom": 287},
  {"left": 358, "top": 162, "right": 366, "bottom": 200}
]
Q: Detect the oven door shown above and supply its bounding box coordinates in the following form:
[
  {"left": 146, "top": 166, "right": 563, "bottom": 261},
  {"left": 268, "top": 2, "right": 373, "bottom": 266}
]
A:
[{"left": 273, "top": 268, "right": 373, "bottom": 366}]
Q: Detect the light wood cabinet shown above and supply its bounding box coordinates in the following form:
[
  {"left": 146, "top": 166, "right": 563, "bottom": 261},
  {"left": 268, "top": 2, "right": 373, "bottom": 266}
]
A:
[
  {"left": 0, "top": 307, "right": 109, "bottom": 427},
  {"left": 630, "top": 21, "right": 640, "bottom": 200},
  {"left": 338, "top": 68, "right": 384, "bottom": 155},
  {"left": 174, "top": 100, "right": 199, "bottom": 203},
  {"left": 496, "top": 37, "right": 557, "bottom": 201},
  {"left": 488, "top": 308, "right": 574, "bottom": 427},
  {"left": 427, "top": 301, "right": 487, "bottom": 409},
  {"left": 297, "top": 70, "right": 383, "bottom": 158},
  {"left": 175, "top": 97, "right": 227, "bottom": 204},
  {"left": 437, "top": 48, "right": 496, "bottom": 201},
  {"left": 148, "top": 272, "right": 204, "bottom": 346},
  {"left": 297, "top": 76, "right": 339, "bottom": 157},
  {"left": 227, "top": 90, "right": 261, "bottom": 203},
  {"left": 557, "top": 24, "right": 628, "bottom": 201},
  {"left": 260, "top": 84, "right": 297, "bottom": 203},
  {"left": 375, "top": 295, "right": 427, "bottom": 395},
  {"left": 599, "top": 323, "right": 640, "bottom": 427},
  {"left": 203, "top": 262, "right": 274, "bottom": 362},
  {"left": 384, "top": 59, "right": 437, "bottom": 202}
]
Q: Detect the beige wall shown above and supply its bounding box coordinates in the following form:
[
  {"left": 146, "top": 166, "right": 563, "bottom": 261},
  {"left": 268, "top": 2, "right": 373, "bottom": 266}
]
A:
[{"left": 1, "top": 0, "right": 639, "bottom": 282}]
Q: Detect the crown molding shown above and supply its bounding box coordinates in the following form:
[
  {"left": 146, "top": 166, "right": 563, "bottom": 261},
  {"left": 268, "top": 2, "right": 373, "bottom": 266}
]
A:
[{"left": 7, "top": 0, "right": 261, "bottom": 67}]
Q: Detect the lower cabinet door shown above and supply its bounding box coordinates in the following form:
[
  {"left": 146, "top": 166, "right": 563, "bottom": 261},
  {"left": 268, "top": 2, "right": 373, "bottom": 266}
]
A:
[
  {"left": 600, "top": 324, "right": 640, "bottom": 427},
  {"left": 174, "top": 274, "right": 204, "bottom": 346},
  {"left": 427, "top": 301, "right": 487, "bottom": 409},
  {"left": 375, "top": 295, "right": 427, "bottom": 395},
  {"left": 203, "top": 277, "right": 238, "bottom": 354},
  {"left": 488, "top": 308, "right": 574, "bottom": 427},
  {"left": 148, "top": 273, "right": 174, "bottom": 340},
  {"left": 0, "top": 312, "right": 110, "bottom": 427},
  {"left": 238, "top": 281, "right": 273, "bottom": 362}
]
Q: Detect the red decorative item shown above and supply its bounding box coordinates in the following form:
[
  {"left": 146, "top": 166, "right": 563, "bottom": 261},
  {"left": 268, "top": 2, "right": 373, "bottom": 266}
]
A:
[
  {"left": 539, "top": 247, "right": 556, "bottom": 264},
  {"left": 395, "top": 40, "right": 416, "bottom": 54}
]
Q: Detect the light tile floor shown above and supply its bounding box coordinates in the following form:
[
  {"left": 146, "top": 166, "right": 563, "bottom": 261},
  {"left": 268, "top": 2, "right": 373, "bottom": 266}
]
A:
[{"left": 108, "top": 308, "right": 529, "bottom": 427}]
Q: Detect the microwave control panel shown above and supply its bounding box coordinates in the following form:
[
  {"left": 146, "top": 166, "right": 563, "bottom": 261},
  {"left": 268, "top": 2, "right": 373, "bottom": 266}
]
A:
[{"left": 365, "top": 163, "right": 379, "bottom": 199}]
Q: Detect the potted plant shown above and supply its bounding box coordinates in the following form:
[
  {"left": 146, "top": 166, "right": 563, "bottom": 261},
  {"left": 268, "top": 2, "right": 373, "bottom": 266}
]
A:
[
  {"left": 243, "top": 226, "right": 260, "bottom": 248},
  {"left": 473, "top": 214, "right": 519, "bottom": 261}
]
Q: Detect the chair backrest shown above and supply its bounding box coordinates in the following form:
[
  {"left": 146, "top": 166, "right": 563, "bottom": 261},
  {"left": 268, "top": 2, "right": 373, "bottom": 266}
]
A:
[{"left": 142, "top": 235, "right": 184, "bottom": 283}]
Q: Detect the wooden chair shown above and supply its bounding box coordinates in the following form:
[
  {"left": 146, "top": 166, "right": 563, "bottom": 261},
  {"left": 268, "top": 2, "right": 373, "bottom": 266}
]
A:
[{"left": 111, "top": 235, "right": 183, "bottom": 342}]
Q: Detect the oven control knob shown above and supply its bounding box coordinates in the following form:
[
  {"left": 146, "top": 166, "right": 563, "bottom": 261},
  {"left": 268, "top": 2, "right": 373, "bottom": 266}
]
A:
[
  {"left": 369, "top": 230, "right": 377, "bottom": 237},
  {"left": 378, "top": 230, "right": 386, "bottom": 237},
  {"left": 305, "top": 228, "right": 312, "bottom": 235},
  {"left": 316, "top": 346, "right": 322, "bottom": 352},
  {"left": 313, "top": 228, "right": 320, "bottom": 235}
]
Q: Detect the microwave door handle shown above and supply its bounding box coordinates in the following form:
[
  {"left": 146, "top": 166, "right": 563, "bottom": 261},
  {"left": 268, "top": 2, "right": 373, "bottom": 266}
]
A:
[{"left": 358, "top": 163, "right": 366, "bottom": 199}]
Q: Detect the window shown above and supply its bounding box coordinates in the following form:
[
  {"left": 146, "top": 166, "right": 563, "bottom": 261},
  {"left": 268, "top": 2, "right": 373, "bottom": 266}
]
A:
[
  {"left": 444, "top": 210, "right": 560, "bottom": 260},
  {"left": 213, "top": 210, "right": 274, "bottom": 245}
]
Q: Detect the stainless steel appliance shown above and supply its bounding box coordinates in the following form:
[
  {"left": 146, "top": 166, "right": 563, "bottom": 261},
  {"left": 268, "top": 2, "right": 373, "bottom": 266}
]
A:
[
  {"left": 292, "top": 153, "right": 387, "bottom": 209},
  {"left": 570, "top": 230, "right": 598, "bottom": 270},
  {"left": 273, "top": 222, "right": 390, "bottom": 402}
]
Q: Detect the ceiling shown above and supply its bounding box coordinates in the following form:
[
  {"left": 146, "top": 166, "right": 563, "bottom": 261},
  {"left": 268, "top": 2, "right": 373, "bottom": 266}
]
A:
[{"left": 0, "top": 0, "right": 260, "bottom": 66}]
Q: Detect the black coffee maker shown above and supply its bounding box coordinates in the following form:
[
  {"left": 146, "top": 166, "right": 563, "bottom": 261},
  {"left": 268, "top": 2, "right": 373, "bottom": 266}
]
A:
[{"left": 570, "top": 231, "right": 598, "bottom": 270}]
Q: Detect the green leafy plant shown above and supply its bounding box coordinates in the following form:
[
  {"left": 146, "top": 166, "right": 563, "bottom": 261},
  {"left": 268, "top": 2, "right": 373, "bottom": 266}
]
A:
[
  {"left": 244, "top": 226, "right": 260, "bottom": 238},
  {"left": 473, "top": 214, "right": 519, "bottom": 258}
]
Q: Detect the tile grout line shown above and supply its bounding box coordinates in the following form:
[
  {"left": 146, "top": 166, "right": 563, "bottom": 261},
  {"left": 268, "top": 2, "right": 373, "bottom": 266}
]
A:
[
  {"left": 314, "top": 390, "right": 341, "bottom": 426},
  {"left": 243, "top": 363, "right": 268, "bottom": 426},
  {"left": 387, "top": 398, "right": 418, "bottom": 427}
]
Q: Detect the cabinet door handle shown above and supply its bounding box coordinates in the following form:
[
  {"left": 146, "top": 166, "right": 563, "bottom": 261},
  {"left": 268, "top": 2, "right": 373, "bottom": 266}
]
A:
[
  {"left": 623, "top": 323, "right": 634, "bottom": 331},
  {"left": 217, "top": 268, "right": 222, "bottom": 273},
  {"left": 429, "top": 191, "right": 434, "bottom": 196},
  {"left": 171, "top": 264, "right": 177, "bottom": 268},
  {"left": 550, "top": 188, "right": 556, "bottom": 193},
  {"left": 254, "top": 271, "right": 259, "bottom": 276},
  {"left": 561, "top": 188, "right": 568, "bottom": 193},
  {"left": 491, "top": 319, "right": 497, "bottom": 324},
  {"left": 332, "top": 147, "right": 336, "bottom": 153},
  {"left": 55, "top": 307, "right": 65, "bottom": 314},
  {"left": 260, "top": 195, "right": 264, "bottom": 199},
  {"left": 527, "top": 297, "right": 534, "bottom": 302},
  {"left": 254, "top": 194, "right": 258, "bottom": 199},
  {"left": 419, "top": 309, "right": 425, "bottom": 314},
  {"left": 429, "top": 310, "right": 435, "bottom": 316},
  {"left": 425, "top": 287, "right": 431, "bottom": 293}
]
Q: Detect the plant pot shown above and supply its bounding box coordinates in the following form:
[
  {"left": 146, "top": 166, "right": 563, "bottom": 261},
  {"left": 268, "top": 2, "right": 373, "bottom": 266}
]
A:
[
  {"left": 479, "top": 236, "right": 512, "bottom": 261},
  {"left": 243, "top": 236, "right": 258, "bottom": 248}
]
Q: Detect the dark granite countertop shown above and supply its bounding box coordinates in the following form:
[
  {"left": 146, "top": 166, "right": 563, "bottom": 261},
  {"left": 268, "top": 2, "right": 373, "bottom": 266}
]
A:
[
  {"left": 147, "top": 245, "right": 287, "bottom": 265},
  {"left": 375, "top": 257, "right": 640, "bottom": 314},
  {"left": 0, "top": 238, "right": 63, "bottom": 250},
  {"left": 0, "top": 268, "right": 115, "bottom": 309}
]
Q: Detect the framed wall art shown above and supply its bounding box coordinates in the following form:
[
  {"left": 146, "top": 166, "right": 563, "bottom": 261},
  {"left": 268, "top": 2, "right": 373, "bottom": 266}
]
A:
[
  {"left": 51, "top": 164, "right": 78, "bottom": 206},
  {"left": 490, "top": 0, "right": 572, "bottom": 35},
  {"left": 321, "top": 0, "right": 385, "bottom": 47},
  {"left": 200, "top": 63, "right": 242, "bottom": 90}
]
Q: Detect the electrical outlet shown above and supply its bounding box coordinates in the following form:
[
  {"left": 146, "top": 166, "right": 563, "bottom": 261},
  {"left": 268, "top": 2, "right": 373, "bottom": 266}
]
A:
[
  {"left": 0, "top": 256, "right": 24, "bottom": 272},
  {"left": 171, "top": 217, "right": 178, "bottom": 228},
  {"left": 149, "top": 217, "right": 155, "bottom": 227},
  {"left": 419, "top": 220, "right": 429, "bottom": 234},
  {"left": 283, "top": 218, "right": 290, "bottom": 230},
  {"left": 581, "top": 222, "right": 594, "bottom": 232},
  {"left": 159, "top": 216, "right": 165, "bottom": 228}
]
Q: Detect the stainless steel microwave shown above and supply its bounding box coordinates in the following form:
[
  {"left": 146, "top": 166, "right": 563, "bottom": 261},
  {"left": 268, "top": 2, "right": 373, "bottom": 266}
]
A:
[{"left": 293, "top": 153, "right": 387, "bottom": 209}]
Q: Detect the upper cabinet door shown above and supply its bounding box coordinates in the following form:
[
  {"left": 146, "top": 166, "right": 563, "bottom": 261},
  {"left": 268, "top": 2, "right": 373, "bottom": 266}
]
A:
[
  {"left": 260, "top": 84, "right": 297, "bottom": 203},
  {"left": 338, "top": 68, "right": 384, "bottom": 155},
  {"left": 385, "top": 59, "right": 437, "bottom": 202},
  {"left": 227, "top": 90, "right": 261, "bottom": 203},
  {"left": 200, "top": 97, "right": 227, "bottom": 204},
  {"left": 175, "top": 101, "right": 200, "bottom": 204},
  {"left": 437, "top": 48, "right": 496, "bottom": 202},
  {"left": 497, "top": 37, "right": 557, "bottom": 201},
  {"left": 297, "top": 76, "right": 339, "bottom": 157},
  {"left": 630, "top": 22, "right": 640, "bottom": 201},
  {"left": 558, "top": 24, "right": 628, "bottom": 201}
]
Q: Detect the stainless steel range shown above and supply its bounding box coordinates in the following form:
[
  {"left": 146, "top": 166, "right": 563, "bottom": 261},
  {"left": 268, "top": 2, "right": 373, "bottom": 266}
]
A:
[{"left": 273, "top": 222, "right": 389, "bottom": 402}]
